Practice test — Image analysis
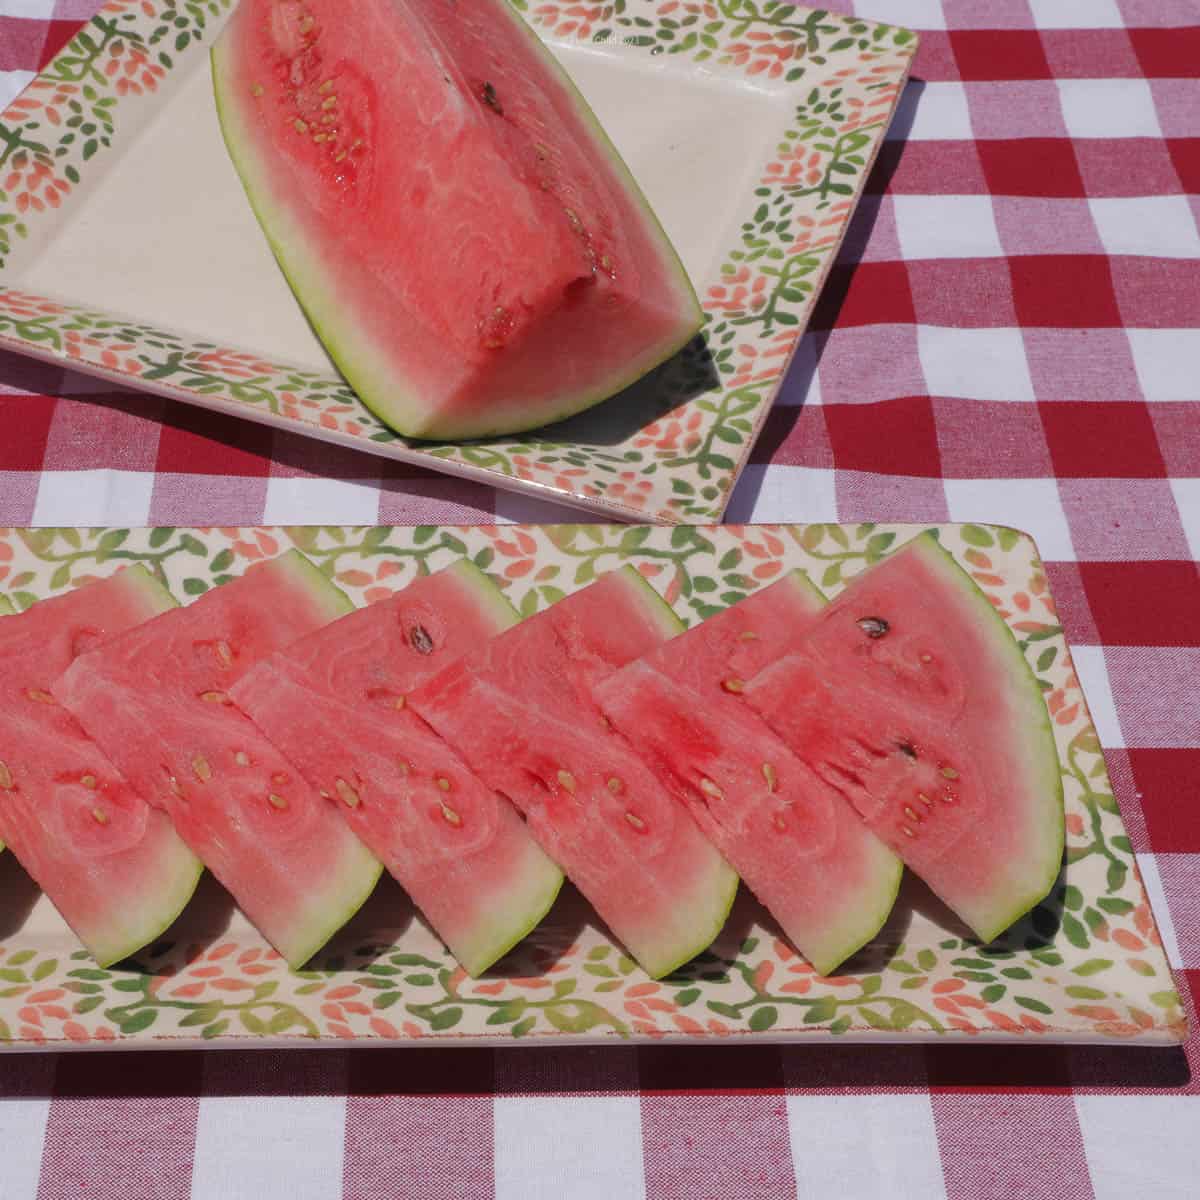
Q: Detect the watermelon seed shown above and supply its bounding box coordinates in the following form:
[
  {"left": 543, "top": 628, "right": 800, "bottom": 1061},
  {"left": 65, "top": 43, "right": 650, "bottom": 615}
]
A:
[
  {"left": 91, "top": 807, "right": 109, "bottom": 825},
  {"left": 215, "top": 640, "right": 234, "bottom": 667},
  {"left": 271, "top": 772, "right": 289, "bottom": 786},
  {"left": 395, "top": 758, "right": 410, "bottom": 774},
  {"left": 917, "top": 793, "right": 934, "bottom": 810},
  {"left": 900, "top": 825, "right": 915, "bottom": 838},
  {"left": 234, "top": 751, "right": 251, "bottom": 767},
  {"left": 761, "top": 762, "right": 778, "bottom": 792},
  {"left": 166, "top": 773, "right": 184, "bottom": 799},
  {"left": 321, "top": 114, "right": 337, "bottom": 125},
  {"left": 556, "top": 769, "right": 577, "bottom": 794},
  {"left": 293, "top": 118, "right": 309, "bottom": 135},
  {"left": 436, "top": 776, "right": 452, "bottom": 792},
  {"left": 335, "top": 778, "right": 361, "bottom": 808},
  {"left": 897, "top": 741, "right": 917, "bottom": 759},
  {"left": 440, "top": 802, "right": 462, "bottom": 827},
  {"left": 81, "top": 774, "right": 97, "bottom": 790},
  {"left": 738, "top": 630, "right": 759, "bottom": 641},
  {"left": 0, "top": 761, "right": 12, "bottom": 790},
  {"left": 321, "top": 95, "right": 337, "bottom": 110},
  {"left": 624, "top": 811, "right": 646, "bottom": 831},
  {"left": 25, "top": 688, "right": 55, "bottom": 705},
  {"left": 200, "top": 691, "right": 230, "bottom": 705},
  {"left": 318, "top": 79, "right": 333, "bottom": 94},
  {"left": 920, "top": 653, "right": 933, "bottom": 663},
  {"left": 607, "top": 776, "right": 624, "bottom": 795},
  {"left": 334, "top": 151, "right": 347, "bottom": 163},
  {"left": 941, "top": 792, "right": 958, "bottom": 805},
  {"left": 941, "top": 766, "right": 959, "bottom": 780},
  {"left": 298, "top": 14, "right": 314, "bottom": 34},
  {"left": 903, "top": 804, "right": 921, "bottom": 824},
  {"left": 409, "top": 625, "right": 434, "bottom": 655},
  {"left": 721, "top": 677, "right": 745, "bottom": 694},
  {"left": 856, "top": 616, "right": 889, "bottom": 638},
  {"left": 599, "top": 715, "right": 612, "bottom": 730},
  {"left": 481, "top": 81, "right": 503, "bottom": 114},
  {"left": 773, "top": 813, "right": 787, "bottom": 832},
  {"left": 191, "top": 755, "right": 212, "bottom": 782},
  {"left": 268, "top": 793, "right": 288, "bottom": 811},
  {"left": 699, "top": 777, "right": 724, "bottom": 801},
  {"left": 313, "top": 134, "right": 328, "bottom": 143},
  {"left": 251, "top": 83, "right": 264, "bottom": 98}
]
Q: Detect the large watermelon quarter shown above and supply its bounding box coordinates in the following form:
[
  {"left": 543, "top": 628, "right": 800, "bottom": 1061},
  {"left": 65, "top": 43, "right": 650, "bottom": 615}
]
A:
[
  {"left": 409, "top": 568, "right": 738, "bottom": 979},
  {"left": 595, "top": 570, "right": 902, "bottom": 976},
  {"left": 0, "top": 569, "right": 203, "bottom": 966},
  {"left": 230, "top": 560, "right": 563, "bottom": 976},
  {"left": 744, "top": 533, "right": 1064, "bottom": 943},
  {"left": 52, "top": 551, "right": 383, "bottom": 967},
  {"left": 211, "top": 0, "right": 702, "bottom": 439}
]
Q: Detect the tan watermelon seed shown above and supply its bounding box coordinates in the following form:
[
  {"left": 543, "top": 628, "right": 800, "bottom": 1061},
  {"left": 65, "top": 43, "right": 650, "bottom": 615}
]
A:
[
  {"left": 900, "top": 824, "right": 915, "bottom": 838},
  {"left": 234, "top": 751, "right": 250, "bottom": 767},
  {"left": 215, "top": 640, "right": 234, "bottom": 667},
  {"left": 918, "top": 793, "right": 934, "bottom": 809},
  {"left": 81, "top": 774, "right": 97, "bottom": 790},
  {"left": 318, "top": 79, "right": 333, "bottom": 93},
  {"left": 941, "top": 766, "right": 959, "bottom": 780},
  {"left": 395, "top": 758, "right": 410, "bottom": 774},
  {"left": 251, "top": 83, "right": 264, "bottom": 98},
  {"left": 721, "top": 677, "right": 745, "bottom": 694},
  {"left": 191, "top": 754, "right": 212, "bottom": 782},
  {"left": 738, "top": 630, "right": 759, "bottom": 641},
  {"left": 920, "top": 653, "right": 933, "bottom": 663},
  {"left": 409, "top": 625, "right": 434, "bottom": 655},
  {"left": 903, "top": 804, "right": 921, "bottom": 823},
  {"left": 0, "top": 761, "right": 12, "bottom": 790},
  {"left": 321, "top": 95, "right": 337, "bottom": 110},
  {"left": 440, "top": 802, "right": 462, "bottom": 827},
  {"left": 394, "top": 696, "right": 407, "bottom": 710},
  {"left": 200, "top": 691, "right": 230, "bottom": 705},
  {"left": 334, "top": 150, "right": 347, "bottom": 163},
  {"left": 92, "top": 807, "right": 109, "bottom": 825},
  {"left": 773, "top": 812, "right": 787, "bottom": 832},
  {"left": 298, "top": 14, "right": 314, "bottom": 33},
  {"left": 436, "top": 776, "right": 452, "bottom": 792},
  {"left": 599, "top": 715, "right": 612, "bottom": 731},
  {"left": 624, "top": 811, "right": 646, "bottom": 831},
  {"left": 607, "top": 777, "right": 624, "bottom": 795},
  {"left": 699, "top": 777, "right": 723, "bottom": 800},
  {"left": 26, "top": 689, "right": 55, "bottom": 705},
  {"left": 271, "top": 772, "right": 289, "bottom": 787},
  {"left": 761, "top": 762, "right": 778, "bottom": 792},
  {"left": 268, "top": 793, "right": 288, "bottom": 810},
  {"left": 168, "top": 775, "right": 184, "bottom": 798},
  {"left": 556, "top": 769, "right": 577, "bottom": 794},
  {"left": 293, "top": 118, "right": 308, "bottom": 134},
  {"left": 941, "top": 792, "right": 958, "bottom": 805},
  {"left": 335, "top": 778, "right": 361, "bottom": 809}
]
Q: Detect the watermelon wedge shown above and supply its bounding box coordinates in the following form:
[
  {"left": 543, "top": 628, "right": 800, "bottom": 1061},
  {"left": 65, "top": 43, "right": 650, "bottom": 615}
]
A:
[
  {"left": 0, "top": 569, "right": 203, "bottom": 966},
  {"left": 595, "top": 571, "right": 902, "bottom": 975},
  {"left": 52, "top": 551, "right": 383, "bottom": 967},
  {"left": 743, "top": 533, "right": 1064, "bottom": 943},
  {"left": 409, "top": 568, "right": 738, "bottom": 979},
  {"left": 229, "top": 561, "right": 563, "bottom": 976},
  {"left": 211, "top": 0, "right": 702, "bottom": 439}
]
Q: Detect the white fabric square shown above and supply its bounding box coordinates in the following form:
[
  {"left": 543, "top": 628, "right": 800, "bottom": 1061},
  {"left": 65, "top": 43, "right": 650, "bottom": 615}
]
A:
[
  {"left": 1170, "top": 479, "right": 1200, "bottom": 562},
  {"left": 0, "top": 1095, "right": 51, "bottom": 1200},
  {"left": 894, "top": 195, "right": 1002, "bottom": 260},
  {"left": 1027, "top": 0, "right": 1125, "bottom": 28},
  {"left": 0, "top": 69, "right": 35, "bottom": 108},
  {"left": 191, "top": 1095, "right": 347, "bottom": 1200},
  {"left": 787, "top": 1093, "right": 946, "bottom": 1200},
  {"left": 852, "top": 0, "right": 947, "bottom": 31},
  {"left": 1135, "top": 854, "right": 1183, "bottom": 969},
  {"left": 1057, "top": 79, "right": 1163, "bottom": 139},
  {"left": 1069, "top": 645, "right": 1124, "bottom": 748},
  {"left": 943, "top": 478, "right": 1074, "bottom": 562},
  {"left": 726, "top": 465, "right": 838, "bottom": 524},
  {"left": 32, "top": 469, "right": 154, "bottom": 527},
  {"left": 897, "top": 81, "right": 973, "bottom": 142},
  {"left": 262, "top": 474, "right": 381, "bottom": 525},
  {"left": 494, "top": 1095, "right": 646, "bottom": 1200},
  {"left": 1127, "top": 329, "right": 1200, "bottom": 402},
  {"left": 0, "top": 1, "right": 59, "bottom": 18},
  {"left": 1076, "top": 1096, "right": 1200, "bottom": 1200},
  {"left": 917, "top": 326, "right": 1035, "bottom": 402},
  {"left": 776, "top": 331, "right": 821, "bottom": 407},
  {"left": 1089, "top": 195, "right": 1200, "bottom": 258}
]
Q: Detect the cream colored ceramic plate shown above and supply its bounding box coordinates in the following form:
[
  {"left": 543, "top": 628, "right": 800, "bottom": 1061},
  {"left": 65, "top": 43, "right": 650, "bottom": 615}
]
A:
[
  {"left": 0, "top": 522, "right": 1184, "bottom": 1050},
  {"left": 0, "top": 1, "right": 915, "bottom": 523}
]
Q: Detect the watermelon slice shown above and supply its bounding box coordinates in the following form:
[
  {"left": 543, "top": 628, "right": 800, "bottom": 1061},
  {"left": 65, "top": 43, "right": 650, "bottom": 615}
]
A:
[
  {"left": 743, "top": 533, "right": 1063, "bottom": 942},
  {"left": 0, "top": 569, "right": 203, "bottom": 966},
  {"left": 211, "top": 0, "right": 702, "bottom": 439},
  {"left": 595, "top": 571, "right": 902, "bottom": 975},
  {"left": 52, "top": 551, "right": 383, "bottom": 967},
  {"left": 229, "top": 561, "right": 563, "bottom": 976},
  {"left": 409, "top": 568, "right": 738, "bottom": 979}
]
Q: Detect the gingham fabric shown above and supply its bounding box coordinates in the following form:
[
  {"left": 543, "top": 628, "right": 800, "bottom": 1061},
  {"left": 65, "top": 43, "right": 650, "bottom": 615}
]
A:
[{"left": 1, "top": 0, "right": 1198, "bottom": 1197}]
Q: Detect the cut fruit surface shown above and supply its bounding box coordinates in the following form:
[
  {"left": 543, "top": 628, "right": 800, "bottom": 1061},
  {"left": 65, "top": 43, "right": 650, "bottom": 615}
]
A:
[
  {"left": 0, "top": 569, "right": 203, "bottom": 966},
  {"left": 230, "top": 562, "right": 563, "bottom": 975},
  {"left": 409, "top": 568, "right": 738, "bottom": 979},
  {"left": 596, "top": 570, "right": 902, "bottom": 975},
  {"left": 52, "top": 551, "right": 382, "bottom": 967},
  {"left": 211, "top": 0, "right": 702, "bottom": 439},
  {"left": 744, "top": 533, "right": 1063, "bottom": 943}
]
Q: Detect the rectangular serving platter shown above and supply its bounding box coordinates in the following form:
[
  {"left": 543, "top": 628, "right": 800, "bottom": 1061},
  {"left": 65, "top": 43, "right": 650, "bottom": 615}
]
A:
[
  {"left": 0, "top": 522, "right": 1185, "bottom": 1051},
  {"left": 0, "top": 0, "right": 916, "bottom": 524}
]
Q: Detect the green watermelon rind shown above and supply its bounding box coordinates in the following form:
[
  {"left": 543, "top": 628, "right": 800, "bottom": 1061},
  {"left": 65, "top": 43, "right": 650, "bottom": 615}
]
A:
[
  {"left": 613, "top": 564, "right": 686, "bottom": 638},
  {"left": 209, "top": 4, "right": 702, "bottom": 441},
  {"left": 909, "top": 532, "right": 1064, "bottom": 942},
  {"left": 446, "top": 558, "right": 522, "bottom": 633},
  {"left": 272, "top": 548, "right": 355, "bottom": 621}
]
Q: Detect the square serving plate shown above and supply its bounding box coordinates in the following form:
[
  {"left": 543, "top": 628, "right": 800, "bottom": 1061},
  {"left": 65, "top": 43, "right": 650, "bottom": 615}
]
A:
[
  {"left": 0, "top": 1, "right": 916, "bottom": 524},
  {"left": 0, "top": 522, "right": 1185, "bottom": 1051}
]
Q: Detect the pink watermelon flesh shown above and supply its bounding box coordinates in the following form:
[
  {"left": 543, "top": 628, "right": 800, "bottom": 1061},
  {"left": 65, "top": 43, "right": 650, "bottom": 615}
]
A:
[
  {"left": 409, "top": 567, "right": 738, "bottom": 979},
  {"left": 595, "top": 571, "right": 902, "bottom": 976},
  {"left": 51, "top": 551, "right": 382, "bottom": 967},
  {"left": 229, "top": 561, "right": 563, "bottom": 976},
  {"left": 211, "top": 0, "right": 702, "bottom": 439},
  {"left": 0, "top": 569, "right": 203, "bottom": 966},
  {"left": 743, "top": 533, "right": 1063, "bottom": 943}
]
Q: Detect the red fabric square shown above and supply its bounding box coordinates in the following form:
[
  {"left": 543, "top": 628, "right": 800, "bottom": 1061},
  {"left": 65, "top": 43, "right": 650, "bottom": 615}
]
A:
[
  {"left": 809, "top": 260, "right": 915, "bottom": 332},
  {"left": 155, "top": 406, "right": 274, "bottom": 476},
  {"left": 1166, "top": 139, "right": 1200, "bottom": 194},
  {"left": 1128, "top": 749, "right": 1200, "bottom": 852},
  {"left": 1040, "top": 401, "right": 1166, "bottom": 478},
  {"left": 1010, "top": 255, "right": 1122, "bottom": 330},
  {"left": 822, "top": 396, "right": 942, "bottom": 478},
  {"left": 950, "top": 29, "right": 1053, "bottom": 82},
  {"left": 1129, "top": 27, "right": 1200, "bottom": 79},
  {"left": 1039, "top": 29, "right": 1142, "bottom": 79},
  {"left": 933, "top": 399, "right": 1053, "bottom": 478},
  {"left": 1079, "top": 562, "right": 1200, "bottom": 647},
  {"left": 881, "top": 142, "right": 988, "bottom": 196},
  {"left": 751, "top": 405, "right": 833, "bottom": 469},
  {"left": 0, "top": 395, "right": 56, "bottom": 469},
  {"left": 908, "top": 259, "right": 1017, "bottom": 327},
  {"left": 977, "top": 139, "right": 1086, "bottom": 199},
  {"left": 1112, "top": 258, "right": 1200, "bottom": 328},
  {"left": 1043, "top": 561, "right": 1100, "bottom": 647},
  {"left": 0, "top": 17, "right": 48, "bottom": 71},
  {"left": 1074, "top": 139, "right": 1185, "bottom": 199},
  {"left": 911, "top": 31, "right": 961, "bottom": 82},
  {"left": 1151, "top": 405, "right": 1200, "bottom": 476},
  {"left": 37, "top": 19, "right": 80, "bottom": 68}
]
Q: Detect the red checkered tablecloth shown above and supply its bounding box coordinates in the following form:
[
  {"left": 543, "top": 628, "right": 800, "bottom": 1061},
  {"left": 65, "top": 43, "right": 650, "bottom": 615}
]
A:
[{"left": 2, "top": 0, "right": 1199, "bottom": 1197}]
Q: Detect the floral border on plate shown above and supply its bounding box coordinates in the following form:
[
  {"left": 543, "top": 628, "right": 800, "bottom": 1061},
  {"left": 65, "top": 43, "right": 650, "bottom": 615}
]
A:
[
  {"left": 0, "top": 0, "right": 916, "bottom": 523},
  {"left": 0, "top": 523, "right": 1185, "bottom": 1049}
]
